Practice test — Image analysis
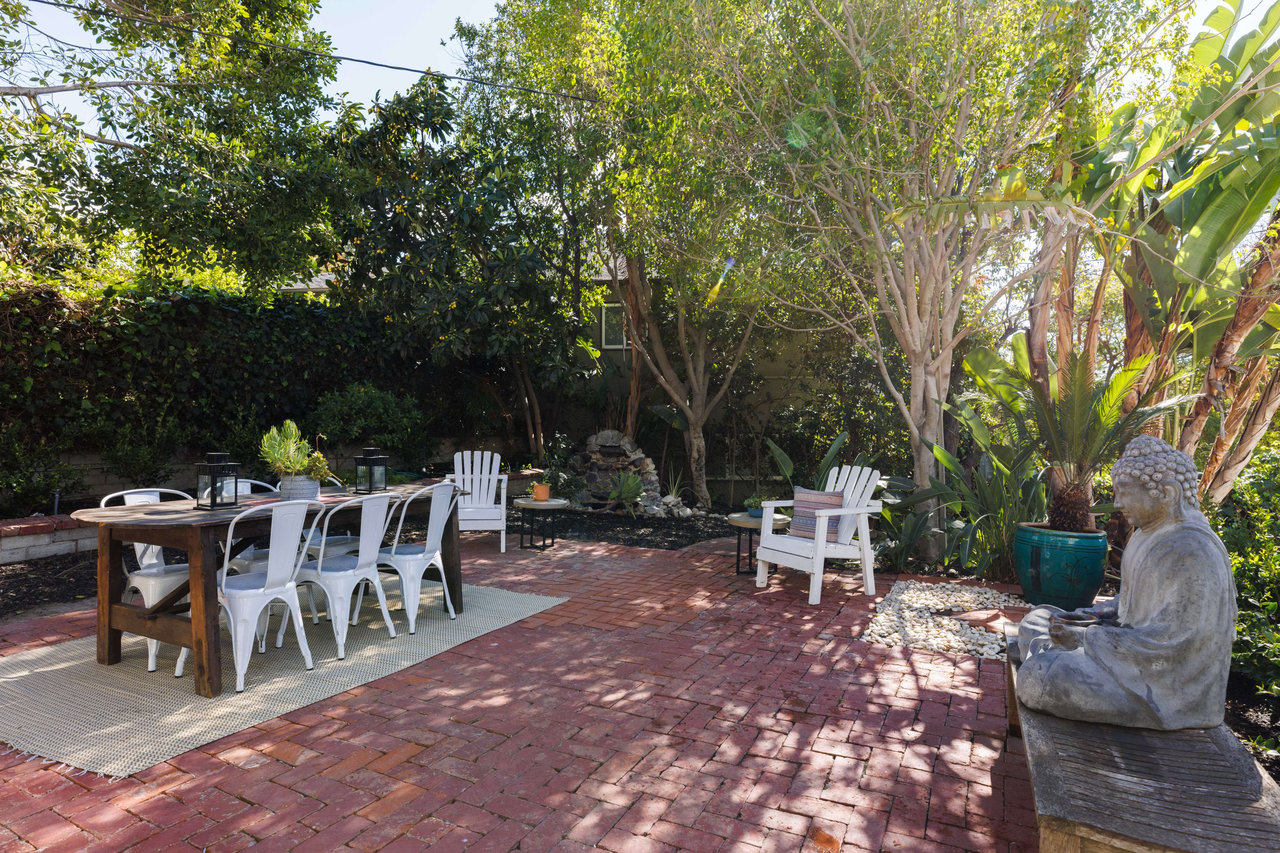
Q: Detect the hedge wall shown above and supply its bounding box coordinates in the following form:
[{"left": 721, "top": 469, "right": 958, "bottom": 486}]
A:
[{"left": 0, "top": 283, "right": 473, "bottom": 514}]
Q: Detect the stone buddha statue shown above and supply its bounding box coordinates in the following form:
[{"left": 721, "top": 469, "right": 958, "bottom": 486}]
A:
[{"left": 1015, "top": 436, "right": 1237, "bottom": 730}]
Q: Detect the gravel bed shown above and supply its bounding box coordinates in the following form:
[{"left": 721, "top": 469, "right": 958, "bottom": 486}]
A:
[{"left": 860, "top": 579, "right": 1026, "bottom": 659}]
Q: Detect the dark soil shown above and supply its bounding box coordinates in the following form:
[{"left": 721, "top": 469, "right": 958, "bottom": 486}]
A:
[{"left": 3, "top": 510, "right": 1276, "bottom": 782}]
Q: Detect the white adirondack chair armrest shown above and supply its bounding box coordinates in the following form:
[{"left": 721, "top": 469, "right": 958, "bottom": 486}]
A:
[
  {"left": 761, "top": 500, "right": 794, "bottom": 510},
  {"left": 813, "top": 501, "right": 882, "bottom": 517}
]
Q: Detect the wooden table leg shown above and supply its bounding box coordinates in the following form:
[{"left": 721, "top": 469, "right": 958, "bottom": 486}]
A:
[
  {"left": 441, "top": 509, "right": 464, "bottom": 614},
  {"left": 187, "top": 527, "right": 223, "bottom": 697},
  {"left": 95, "top": 526, "right": 123, "bottom": 665}
]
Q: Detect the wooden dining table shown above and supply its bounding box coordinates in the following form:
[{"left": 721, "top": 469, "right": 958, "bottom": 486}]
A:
[{"left": 70, "top": 483, "right": 463, "bottom": 698}]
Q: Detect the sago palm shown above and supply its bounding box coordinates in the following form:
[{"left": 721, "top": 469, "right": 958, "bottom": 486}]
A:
[{"left": 969, "top": 348, "right": 1185, "bottom": 532}]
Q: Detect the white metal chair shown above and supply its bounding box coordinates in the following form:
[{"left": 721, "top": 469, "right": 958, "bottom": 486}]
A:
[
  {"left": 295, "top": 493, "right": 400, "bottom": 659},
  {"left": 375, "top": 482, "right": 461, "bottom": 633},
  {"left": 300, "top": 477, "right": 359, "bottom": 559},
  {"left": 756, "top": 465, "right": 880, "bottom": 604},
  {"left": 447, "top": 451, "right": 508, "bottom": 552},
  {"left": 176, "top": 499, "right": 323, "bottom": 691},
  {"left": 99, "top": 488, "right": 194, "bottom": 671}
]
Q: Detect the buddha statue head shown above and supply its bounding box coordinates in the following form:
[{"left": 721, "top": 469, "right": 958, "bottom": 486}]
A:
[{"left": 1110, "top": 436, "right": 1200, "bottom": 527}]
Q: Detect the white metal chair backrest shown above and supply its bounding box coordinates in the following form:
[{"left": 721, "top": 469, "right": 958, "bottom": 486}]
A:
[
  {"left": 386, "top": 482, "right": 460, "bottom": 556},
  {"left": 315, "top": 493, "right": 398, "bottom": 571},
  {"left": 453, "top": 451, "right": 501, "bottom": 507},
  {"left": 822, "top": 465, "right": 880, "bottom": 543},
  {"left": 222, "top": 500, "right": 323, "bottom": 591},
  {"left": 101, "top": 488, "right": 194, "bottom": 570}
]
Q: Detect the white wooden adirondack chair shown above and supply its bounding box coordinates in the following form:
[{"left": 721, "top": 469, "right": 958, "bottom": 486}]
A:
[
  {"left": 756, "top": 465, "right": 880, "bottom": 604},
  {"left": 448, "top": 451, "right": 508, "bottom": 552}
]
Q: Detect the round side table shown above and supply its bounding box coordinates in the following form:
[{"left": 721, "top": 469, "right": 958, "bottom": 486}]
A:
[
  {"left": 726, "top": 511, "right": 790, "bottom": 575},
  {"left": 513, "top": 497, "right": 570, "bottom": 550}
]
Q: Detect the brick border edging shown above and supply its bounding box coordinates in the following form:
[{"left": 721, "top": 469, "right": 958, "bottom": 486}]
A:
[{"left": 0, "top": 514, "right": 98, "bottom": 565}]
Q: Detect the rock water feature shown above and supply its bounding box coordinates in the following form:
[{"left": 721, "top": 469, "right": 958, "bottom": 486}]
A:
[{"left": 567, "top": 430, "right": 691, "bottom": 518}]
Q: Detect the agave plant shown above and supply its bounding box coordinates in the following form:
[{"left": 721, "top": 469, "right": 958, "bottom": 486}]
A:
[{"left": 966, "top": 341, "right": 1187, "bottom": 532}]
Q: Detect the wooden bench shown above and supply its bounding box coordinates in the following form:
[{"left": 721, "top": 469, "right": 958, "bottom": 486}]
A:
[{"left": 1005, "top": 628, "right": 1280, "bottom": 853}]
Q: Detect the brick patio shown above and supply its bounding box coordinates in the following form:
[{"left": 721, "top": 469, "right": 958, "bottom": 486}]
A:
[{"left": 0, "top": 536, "right": 1037, "bottom": 852}]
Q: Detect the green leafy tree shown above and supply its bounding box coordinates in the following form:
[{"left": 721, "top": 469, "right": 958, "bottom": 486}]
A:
[
  {"left": 0, "top": 0, "right": 343, "bottom": 284},
  {"left": 329, "top": 78, "right": 590, "bottom": 462},
  {"left": 1069, "top": 2, "right": 1280, "bottom": 502},
  {"left": 461, "top": 0, "right": 791, "bottom": 507},
  {"left": 624, "top": 0, "right": 1189, "bottom": 506}
]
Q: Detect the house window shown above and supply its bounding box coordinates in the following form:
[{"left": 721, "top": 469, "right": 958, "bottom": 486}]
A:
[{"left": 601, "top": 303, "right": 629, "bottom": 350}]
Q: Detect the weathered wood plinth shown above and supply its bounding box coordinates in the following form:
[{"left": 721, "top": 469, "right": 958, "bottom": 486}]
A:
[{"left": 1006, "top": 627, "right": 1280, "bottom": 853}]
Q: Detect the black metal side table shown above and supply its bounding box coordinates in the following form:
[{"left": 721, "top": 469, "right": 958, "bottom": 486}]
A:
[
  {"left": 513, "top": 497, "right": 570, "bottom": 550},
  {"left": 726, "top": 511, "right": 789, "bottom": 575}
]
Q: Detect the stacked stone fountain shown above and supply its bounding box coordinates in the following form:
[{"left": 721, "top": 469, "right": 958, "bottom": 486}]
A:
[{"left": 567, "top": 430, "right": 688, "bottom": 517}]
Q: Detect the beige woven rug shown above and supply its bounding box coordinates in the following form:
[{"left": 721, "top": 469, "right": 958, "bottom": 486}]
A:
[{"left": 0, "top": 583, "right": 564, "bottom": 777}]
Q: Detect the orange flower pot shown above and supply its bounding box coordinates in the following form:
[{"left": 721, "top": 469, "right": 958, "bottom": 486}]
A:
[{"left": 532, "top": 482, "right": 551, "bottom": 502}]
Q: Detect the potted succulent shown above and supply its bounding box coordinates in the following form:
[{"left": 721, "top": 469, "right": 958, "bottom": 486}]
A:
[
  {"left": 969, "top": 344, "right": 1183, "bottom": 609},
  {"left": 743, "top": 495, "right": 765, "bottom": 518},
  {"left": 261, "top": 420, "right": 333, "bottom": 500},
  {"left": 531, "top": 479, "right": 552, "bottom": 502}
]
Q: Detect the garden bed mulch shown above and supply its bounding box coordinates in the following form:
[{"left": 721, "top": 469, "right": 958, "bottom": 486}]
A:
[{"left": 1, "top": 509, "right": 1274, "bottom": 782}]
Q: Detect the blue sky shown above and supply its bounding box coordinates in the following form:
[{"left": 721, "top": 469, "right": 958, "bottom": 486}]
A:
[
  {"left": 29, "top": 0, "right": 499, "bottom": 116},
  {"left": 311, "top": 0, "right": 499, "bottom": 105}
]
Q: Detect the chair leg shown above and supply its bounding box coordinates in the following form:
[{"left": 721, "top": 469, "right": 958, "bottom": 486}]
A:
[
  {"left": 230, "top": 606, "right": 260, "bottom": 693},
  {"left": 367, "top": 573, "right": 398, "bottom": 639},
  {"left": 174, "top": 647, "right": 187, "bottom": 678},
  {"left": 499, "top": 529, "right": 506, "bottom": 553},
  {"left": 351, "top": 581, "right": 365, "bottom": 625},
  {"left": 807, "top": 548, "right": 826, "bottom": 605},
  {"left": 306, "top": 583, "right": 320, "bottom": 623},
  {"left": 257, "top": 608, "right": 270, "bottom": 653},
  {"left": 756, "top": 558, "right": 770, "bottom": 588},
  {"left": 284, "top": 591, "right": 314, "bottom": 671},
  {"left": 399, "top": 569, "right": 423, "bottom": 635},
  {"left": 276, "top": 603, "right": 289, "bottom": 648},
  {"left": 325, "top": 581, "right": 355, "bottom": 659},
  {"left": 435, "top": 563, "right": 456, "bottom": 620},
  {"left": 146, "top": 638, "right": 160, "bottom": 672},
  {"left": 858, "top": 515, "right": 876, "bottom": 596}
]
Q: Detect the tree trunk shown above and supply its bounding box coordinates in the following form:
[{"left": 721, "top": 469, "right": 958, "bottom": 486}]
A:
[
  {"left": 1080, "top": 251, "right": 1112, "bottom": 377},
  {"left": 622, "top": 256, "right": 644, "bottom": 438},
  {"left": 1055, "top": 235, "right": 1078, "bottom": 389},
  {"left": 1207, "top": 363, "right": 1280, "bottom": 503},
  {"left": 684, "top": 423, "right": 712, "bottom": 508},
  {"left": 1199, "top": 355, "right": 1267, "bottom": 492},
  {"left": 1179, "top": 206, "right": 1280, "bottom": 454}
]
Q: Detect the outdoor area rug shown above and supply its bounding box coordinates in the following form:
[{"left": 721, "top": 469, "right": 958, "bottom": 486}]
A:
[{"left": 0, "top": 583, "right": 564, "bottom": 777}]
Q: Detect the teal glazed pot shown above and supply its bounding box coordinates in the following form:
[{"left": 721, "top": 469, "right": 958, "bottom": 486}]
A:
[{"left": 1013, "top": 523, "right": 1108, "bottom": 610}]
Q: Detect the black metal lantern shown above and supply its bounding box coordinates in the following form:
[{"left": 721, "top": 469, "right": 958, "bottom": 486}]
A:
[
  {"left": 354, "top": 447, "right": 388, "bottom": 494},
  {"left": 195, "top": 452, "right": 240, "bottom": 510}
]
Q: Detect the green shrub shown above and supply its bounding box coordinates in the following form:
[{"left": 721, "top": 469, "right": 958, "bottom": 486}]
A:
[
  {"left": 310, "top": 383, "right": 426, "bottom": 463},
  {"left": 1214, "top": 448, "right": 1280, "bottom": 699},
  {"left": 0, "top": 425, "right": 83, "bottom": 517},
  {"left": 93, "top": 409, "right": 189, "bottom": 487}
]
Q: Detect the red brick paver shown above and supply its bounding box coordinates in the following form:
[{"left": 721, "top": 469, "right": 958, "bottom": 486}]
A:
[{"left": 0, "top": 537, "right": 1037, "bottom": 851}]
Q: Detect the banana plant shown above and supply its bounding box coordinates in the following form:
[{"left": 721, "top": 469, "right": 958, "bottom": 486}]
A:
[{"left": 1071, "top": 0, "right": 1280, "bottom": 495}]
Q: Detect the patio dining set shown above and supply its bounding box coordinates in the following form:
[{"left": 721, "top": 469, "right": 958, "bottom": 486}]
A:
[{"left": 70, "top": 450, "right": 513, "bottom": 697}]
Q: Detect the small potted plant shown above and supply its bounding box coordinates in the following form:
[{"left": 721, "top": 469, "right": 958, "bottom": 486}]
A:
[
  {"left": 531, "top": 478, "right": 552, "bottom": 502},
  {"left": 743, "top": 495, "right": 765, "bottom": 518},
  {"left": 261, "top": 420, "right": 333, "bottom": 500}
]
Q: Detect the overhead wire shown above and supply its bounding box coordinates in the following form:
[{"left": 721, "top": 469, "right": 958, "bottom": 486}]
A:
[{"left": 23, "top": 0, "right": 597, "bottom": 104}]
